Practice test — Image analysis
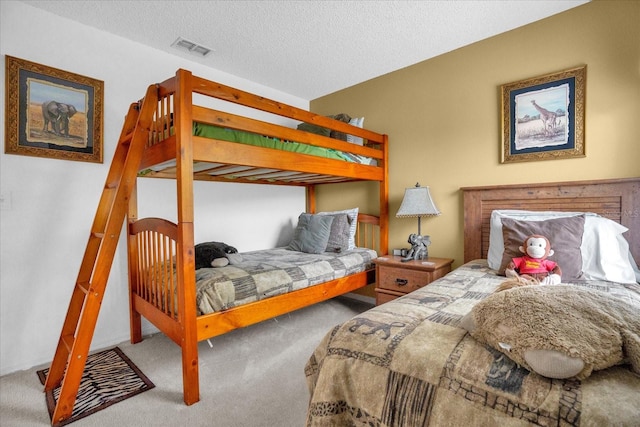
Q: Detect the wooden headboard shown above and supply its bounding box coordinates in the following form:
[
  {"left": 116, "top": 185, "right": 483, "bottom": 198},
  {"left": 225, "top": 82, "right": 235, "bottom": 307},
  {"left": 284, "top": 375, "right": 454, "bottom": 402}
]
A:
[{"left": 461, "top": 178, "right": 639, "bottom": 264}]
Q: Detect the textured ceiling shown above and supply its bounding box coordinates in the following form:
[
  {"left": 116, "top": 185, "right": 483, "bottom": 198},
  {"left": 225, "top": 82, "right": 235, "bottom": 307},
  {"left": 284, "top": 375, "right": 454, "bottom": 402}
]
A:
[{"left": 22, "top": 0, "right": 588, "bottom": 100}]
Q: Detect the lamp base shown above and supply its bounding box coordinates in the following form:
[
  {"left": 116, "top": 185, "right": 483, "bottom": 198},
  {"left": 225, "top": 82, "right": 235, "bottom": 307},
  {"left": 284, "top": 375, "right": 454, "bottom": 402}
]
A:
[{"left": 400, "top": 233, "right": 431, "bottom": 262}]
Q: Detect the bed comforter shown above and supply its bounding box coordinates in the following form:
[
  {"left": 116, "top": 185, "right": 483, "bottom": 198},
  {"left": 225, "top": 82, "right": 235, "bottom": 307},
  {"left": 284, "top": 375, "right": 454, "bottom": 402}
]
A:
[
  {"left": 305, "top": 260, "right": 640, "bottom": 426},
  {"left": 195, "top": 247, "right": 378, "bottom": 315}
]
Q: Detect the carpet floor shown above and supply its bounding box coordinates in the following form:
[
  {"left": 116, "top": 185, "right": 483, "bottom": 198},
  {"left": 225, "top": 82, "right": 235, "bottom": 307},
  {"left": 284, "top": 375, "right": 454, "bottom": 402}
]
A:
[{"left": 0, "top": 296, "right": 373, "bottom": 427}]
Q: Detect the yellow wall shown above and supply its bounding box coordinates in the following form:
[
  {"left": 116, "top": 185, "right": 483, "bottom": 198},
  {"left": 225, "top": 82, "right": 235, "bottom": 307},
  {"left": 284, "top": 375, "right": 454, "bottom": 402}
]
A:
[{"left": 312, "top": 1, "right": 639, "bottom": 298}]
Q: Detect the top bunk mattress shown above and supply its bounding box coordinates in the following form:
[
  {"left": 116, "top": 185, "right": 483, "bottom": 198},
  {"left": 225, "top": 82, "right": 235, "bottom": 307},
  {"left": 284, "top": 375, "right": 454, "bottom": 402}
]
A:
[
  {"left": 140, "top": 122, "right": 377, "bottom": 177},
  {"left": 194, "top": 123, "right": 376, "bottom": 165}
]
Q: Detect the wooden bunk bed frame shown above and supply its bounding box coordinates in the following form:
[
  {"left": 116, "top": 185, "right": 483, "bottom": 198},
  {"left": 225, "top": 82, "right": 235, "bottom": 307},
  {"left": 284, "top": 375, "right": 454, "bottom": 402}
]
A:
[
  {"left": 45, "top": 68, "right": 389, "bottom": 424},
  {"left": 128, "top": 70, "right": 390, "bottom": 405}
]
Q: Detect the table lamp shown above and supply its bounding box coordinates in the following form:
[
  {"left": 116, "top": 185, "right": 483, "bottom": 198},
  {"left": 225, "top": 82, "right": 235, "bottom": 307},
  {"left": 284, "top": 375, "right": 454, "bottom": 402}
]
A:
[{"left": 396, "top": 183, "right": 440, "bottom": 261}]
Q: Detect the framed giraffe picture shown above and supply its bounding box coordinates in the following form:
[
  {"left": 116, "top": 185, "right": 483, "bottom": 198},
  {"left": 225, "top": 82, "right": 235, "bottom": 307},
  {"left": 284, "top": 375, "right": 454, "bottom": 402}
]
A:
[
  {"left": 4, "top": 56, "right": 104, "bottom": 163},
  {"left": 500, "top": 66, "right": 585, "bottom": 164}
]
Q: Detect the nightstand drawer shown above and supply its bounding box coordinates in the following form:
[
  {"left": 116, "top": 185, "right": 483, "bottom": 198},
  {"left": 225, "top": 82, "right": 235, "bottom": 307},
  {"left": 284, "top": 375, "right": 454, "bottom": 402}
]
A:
[
  {"left": 375, "top": 289, "right": 405, "bottom": 305},
  {"left": 374, "top": 256, "right": 453, "bottom": 305},
  {"left": 378, "top": 266, "right": 432, "bottom": 293}
]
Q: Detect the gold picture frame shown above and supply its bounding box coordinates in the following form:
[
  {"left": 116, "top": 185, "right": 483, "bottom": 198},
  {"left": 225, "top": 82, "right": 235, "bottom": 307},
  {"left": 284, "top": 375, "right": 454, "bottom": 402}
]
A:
[
  {"left": 4, "top": 56, "right": 104, "bottom": 163},
  {"left": 500, "top": 66, "right": 586, "bottom": 164}
]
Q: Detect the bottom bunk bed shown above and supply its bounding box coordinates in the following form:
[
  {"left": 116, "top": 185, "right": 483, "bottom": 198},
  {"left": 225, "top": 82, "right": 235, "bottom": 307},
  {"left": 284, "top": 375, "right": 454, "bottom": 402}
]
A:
[
  {"left": 127, "top": 211, "right": 381, "bottom": 403},
  {"left": 305, "top": 178, "right": 640, "bottom": 426}
]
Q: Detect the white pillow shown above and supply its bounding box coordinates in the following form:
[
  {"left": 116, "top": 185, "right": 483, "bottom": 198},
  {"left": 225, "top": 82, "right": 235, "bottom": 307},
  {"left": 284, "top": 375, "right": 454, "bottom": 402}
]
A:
[
  {"left": 346, "top": 117, "right": 364, "bottom": 146},
  {"left": 629, "top": 255, "right": 640, "bottom": 283},
  {"left": 317, "top": 207, "right": 359, "bottom": 250},
  {"left": 487, "top": 210, "right": 638, "bottom": 284},
  {"left": 581, "top": 216, "right": 638, "bottom": 283}
]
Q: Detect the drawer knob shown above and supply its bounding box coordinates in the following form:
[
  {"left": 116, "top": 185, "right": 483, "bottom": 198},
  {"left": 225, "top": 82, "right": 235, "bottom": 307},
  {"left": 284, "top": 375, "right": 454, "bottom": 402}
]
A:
[{"left": 395, "top": 278, "right": 408, "bottom": 286}]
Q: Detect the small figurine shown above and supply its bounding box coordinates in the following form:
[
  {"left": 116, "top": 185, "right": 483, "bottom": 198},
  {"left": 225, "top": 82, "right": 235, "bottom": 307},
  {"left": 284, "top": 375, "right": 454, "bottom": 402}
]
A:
[{"left": 401, "top": 233, "right": 430, "bottom": 262}]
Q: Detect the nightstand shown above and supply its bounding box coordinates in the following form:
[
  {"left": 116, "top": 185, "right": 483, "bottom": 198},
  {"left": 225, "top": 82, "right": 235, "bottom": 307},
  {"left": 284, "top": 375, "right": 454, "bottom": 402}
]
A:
[{"left": 374, "top": 255, "right": 454, "bottom": 305}]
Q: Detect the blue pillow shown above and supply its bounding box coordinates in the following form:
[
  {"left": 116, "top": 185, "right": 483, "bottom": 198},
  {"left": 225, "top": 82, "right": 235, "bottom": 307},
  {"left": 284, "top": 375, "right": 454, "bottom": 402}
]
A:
[{"left": 288, "top": 213, "right": 335, "bottom": 254}]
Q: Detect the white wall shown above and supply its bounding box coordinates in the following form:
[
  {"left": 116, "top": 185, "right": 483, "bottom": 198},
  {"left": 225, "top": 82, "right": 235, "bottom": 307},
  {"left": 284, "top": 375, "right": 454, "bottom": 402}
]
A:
[{"left": 0, "top": 1, "right": 308, "bottom": 375}]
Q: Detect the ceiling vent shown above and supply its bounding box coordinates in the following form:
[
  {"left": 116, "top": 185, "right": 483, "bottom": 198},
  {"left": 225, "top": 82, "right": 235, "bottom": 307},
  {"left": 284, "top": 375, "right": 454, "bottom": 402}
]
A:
[{"left": 171, "top": 37, "right": 212, "bottom": 57}]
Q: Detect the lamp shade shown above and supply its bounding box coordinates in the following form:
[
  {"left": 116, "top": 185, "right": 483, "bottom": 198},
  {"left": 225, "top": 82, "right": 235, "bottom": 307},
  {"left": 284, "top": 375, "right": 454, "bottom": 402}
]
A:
[{"left": 396, "top": 183, "right": 441, "bottom": 218}]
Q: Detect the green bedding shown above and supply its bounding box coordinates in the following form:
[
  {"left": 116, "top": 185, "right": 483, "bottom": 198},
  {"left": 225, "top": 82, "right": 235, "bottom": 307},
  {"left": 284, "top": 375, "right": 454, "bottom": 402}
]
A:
[
  {"left": 193, "top": 122, "right": 354, "bottom": 162},
  {"left": 140, "top": 122, "right": 376, "bottom": 176}
]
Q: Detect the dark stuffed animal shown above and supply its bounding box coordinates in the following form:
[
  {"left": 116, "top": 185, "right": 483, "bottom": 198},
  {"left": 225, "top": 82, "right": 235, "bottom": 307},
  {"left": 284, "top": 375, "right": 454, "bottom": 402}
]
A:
[{"left": 195, "top": 242, "right": 239, "bottom": 269}]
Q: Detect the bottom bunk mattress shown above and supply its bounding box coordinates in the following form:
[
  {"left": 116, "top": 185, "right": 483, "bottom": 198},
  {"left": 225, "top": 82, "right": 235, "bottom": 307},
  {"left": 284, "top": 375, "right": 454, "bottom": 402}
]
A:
[
  {"left": 196, "top": 247, "right": 378, "bottom": 315},
  {"left": 305, "top": 260, "right": 640, "bottom": 426}
]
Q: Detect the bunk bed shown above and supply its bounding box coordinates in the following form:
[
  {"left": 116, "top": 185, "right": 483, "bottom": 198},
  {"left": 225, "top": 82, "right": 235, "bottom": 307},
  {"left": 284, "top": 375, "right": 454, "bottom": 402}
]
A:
[
  {"left": 123, "top": 69, "right": 389, "bottom": 406},
  {"left": 305, "top": 178, "right": 640, "bottom": 426}
]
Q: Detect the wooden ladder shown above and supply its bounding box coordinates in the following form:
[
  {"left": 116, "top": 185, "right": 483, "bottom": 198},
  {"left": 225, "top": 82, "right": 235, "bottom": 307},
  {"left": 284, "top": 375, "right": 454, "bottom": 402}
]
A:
[{"left": 43, "top": 85, "right": 158, "bottom": 425}]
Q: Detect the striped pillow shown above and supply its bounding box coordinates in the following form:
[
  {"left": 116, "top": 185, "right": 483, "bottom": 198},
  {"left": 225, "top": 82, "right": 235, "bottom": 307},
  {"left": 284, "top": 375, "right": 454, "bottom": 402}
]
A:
[{"left": 318, "top": 208, "right": 359, "bottom": 250}]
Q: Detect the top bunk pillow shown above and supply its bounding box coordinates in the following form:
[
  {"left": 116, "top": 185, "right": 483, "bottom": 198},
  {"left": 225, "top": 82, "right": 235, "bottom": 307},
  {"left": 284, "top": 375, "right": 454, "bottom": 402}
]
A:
[
  {"left": 499, "top": 216, "right": 586, "bottom": 280},
  {"left": 317, "top": 207, "right": 359, "bottom": 250},
  {"left": 296, "top": 113, "right": 353, "bottom": 141},
  {"left": 346, "top": 117, "right": 365, "bottom": 146},
  {"left": 288, "top": 213, "right": 334, "bottom": 254},
  {"left": 328, "top": 113, "right": 352, "bottom": 141},
  {"left": 297, "top": 123, "right": 330, "bottom": 137}
]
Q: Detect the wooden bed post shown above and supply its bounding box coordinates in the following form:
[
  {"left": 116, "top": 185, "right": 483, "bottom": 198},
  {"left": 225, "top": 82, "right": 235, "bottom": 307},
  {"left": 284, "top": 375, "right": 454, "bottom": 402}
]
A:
[
  {"left": 174, "top": 69, "right": 200, "bottom": 405},
  {"left": 122, "top": 101, "right": 143, "bottom": 345},
  {"left": 127, "top": 180, "right": 142, "bottom": 344},
  {"left": 379, "top": 134, "right": 390, "bottom": 255},
  {"left": 306, "top": 185, "right": 316, "bottom": 213}
]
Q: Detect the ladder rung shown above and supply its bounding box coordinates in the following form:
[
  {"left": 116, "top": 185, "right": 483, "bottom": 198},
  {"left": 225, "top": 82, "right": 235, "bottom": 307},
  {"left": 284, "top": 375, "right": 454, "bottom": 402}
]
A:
[
  {"left": 91, "top": 232, "right": 105, "bottom": 239},
  {"left": 120, "top": 132, "right": 134, "bottom": 145},
  {"left": 76, "top": 282, "right": 90, "bottom": 294},
  {"left": 105, "top": 182, "right": 118, "bottom": 189},
  {"left": 61, "top": 334, "right": 74, "bottom": 353}
]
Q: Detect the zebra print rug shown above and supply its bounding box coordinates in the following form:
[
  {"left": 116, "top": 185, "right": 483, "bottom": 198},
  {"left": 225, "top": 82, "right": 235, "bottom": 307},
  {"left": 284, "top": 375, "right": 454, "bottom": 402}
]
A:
[{"left": 37, "top": 347, "right": 155, "bottom": 426}]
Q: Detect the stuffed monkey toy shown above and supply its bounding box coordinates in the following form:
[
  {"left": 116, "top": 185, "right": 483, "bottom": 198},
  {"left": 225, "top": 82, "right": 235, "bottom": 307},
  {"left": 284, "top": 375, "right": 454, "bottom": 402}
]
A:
[{"left": 498, "top": 234, "right": 562, "bottom": 292}]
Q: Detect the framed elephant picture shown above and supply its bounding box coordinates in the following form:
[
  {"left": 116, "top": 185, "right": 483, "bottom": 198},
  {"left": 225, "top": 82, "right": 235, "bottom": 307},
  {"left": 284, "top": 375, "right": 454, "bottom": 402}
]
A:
[
  {"left": 500, "top": 66, "right": 586, "bottom": 164},
  {"left": 4, "top": 56, "right": 104, "bottom": 163}
]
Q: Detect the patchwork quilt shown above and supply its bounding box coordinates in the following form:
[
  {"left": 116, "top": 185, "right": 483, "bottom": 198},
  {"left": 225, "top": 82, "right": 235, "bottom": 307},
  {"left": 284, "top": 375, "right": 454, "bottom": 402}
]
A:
[
  {"left": 305, "top": 260, "right": 640, "bottom": 426},
  {"left": 195, "top": 247, "right": 378, "bottom": 315}
]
